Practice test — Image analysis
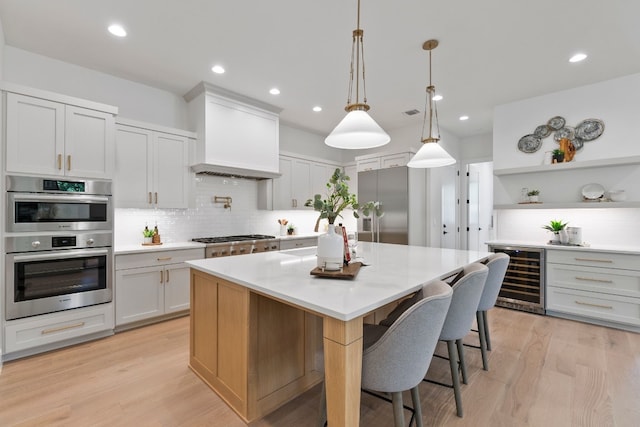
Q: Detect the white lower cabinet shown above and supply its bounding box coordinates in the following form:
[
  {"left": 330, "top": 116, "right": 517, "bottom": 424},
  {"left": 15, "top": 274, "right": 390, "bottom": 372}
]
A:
[
  {"left": 4, "top": 303, "right": 115, "bottom": 356},
  {"left": 115, "top": 248, "right": 203, "bottom": 327},
  {"left": 546, "top": 249, "right": 640, "bottom": 330}
]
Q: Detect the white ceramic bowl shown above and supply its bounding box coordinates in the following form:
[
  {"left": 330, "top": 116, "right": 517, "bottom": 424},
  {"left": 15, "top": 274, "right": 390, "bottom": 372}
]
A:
[{"left": 609, "top": 190, "right": 627, "bottom": 202}]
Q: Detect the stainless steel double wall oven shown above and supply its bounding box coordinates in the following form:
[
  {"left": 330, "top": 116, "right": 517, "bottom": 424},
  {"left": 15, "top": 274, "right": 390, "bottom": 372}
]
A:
[{"left": 5, "top": 175, "right": 113, "bottom": 320}]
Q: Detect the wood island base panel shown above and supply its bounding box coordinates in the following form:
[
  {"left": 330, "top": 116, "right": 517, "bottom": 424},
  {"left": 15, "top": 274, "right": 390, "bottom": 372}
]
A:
[{"left": 189, "top": 269, "right": 324, "bottom": 423}]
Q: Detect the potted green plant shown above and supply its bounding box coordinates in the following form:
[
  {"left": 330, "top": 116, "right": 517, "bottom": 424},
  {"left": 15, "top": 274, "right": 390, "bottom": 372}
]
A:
[
  {"left": 542, "top": 219, "right": 568, "bottom": 243},
  {"left": 305, "top": 168, "right": 383, "bottom": 230},
  {"left": 552, "top": 149, "right": 565, "bottom": 164},
  {"left": 142, "top": 226, "right": 155, "bottom": 244},
  {"left": 287, "top": 224, "right": 295, "bottom": 235},
  {"left": 527, "top": 189, "right": 540, "bottom": 203}
]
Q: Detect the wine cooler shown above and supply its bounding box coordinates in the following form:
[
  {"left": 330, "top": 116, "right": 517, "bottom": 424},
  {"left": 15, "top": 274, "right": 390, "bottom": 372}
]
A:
[{"left": 488, "top": 245, "right": 545, "bottom": 314}]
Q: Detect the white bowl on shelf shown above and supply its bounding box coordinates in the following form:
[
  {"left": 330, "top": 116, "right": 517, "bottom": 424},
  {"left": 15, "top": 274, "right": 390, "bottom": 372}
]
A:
[{"left": 608, "top": 190, "right": 627, "bottom": 202}]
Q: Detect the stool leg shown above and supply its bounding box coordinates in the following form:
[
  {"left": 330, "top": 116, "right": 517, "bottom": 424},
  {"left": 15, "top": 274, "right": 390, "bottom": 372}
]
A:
[
  {"left": 447, "top": 340, "right": 464, "bottom": 417},
  {"left": 484, "top": 310, "right": 492, "bottom": 351},
  {"left": 477, "top": 311, "right": 489, "bottom": 370},
  {"left": 391, "top": 391, "right": 405, "bottom": 427},
  {"left": 456, "top": 338, "right": 468, "bottom": 384},
  {"left": 410, "top": 386, "right": 424, "bottom": 427}
]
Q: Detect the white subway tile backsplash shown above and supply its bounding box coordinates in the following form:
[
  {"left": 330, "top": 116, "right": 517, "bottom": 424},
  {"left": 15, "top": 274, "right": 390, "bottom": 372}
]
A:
[{"left": 114, "top": 175, "right": 357, "bottom": 246}]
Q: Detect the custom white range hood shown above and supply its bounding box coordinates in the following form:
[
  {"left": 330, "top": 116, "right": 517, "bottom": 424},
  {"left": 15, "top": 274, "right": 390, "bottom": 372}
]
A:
[{"left": 185, "top": 82, "right": 282, "bottom": 180}]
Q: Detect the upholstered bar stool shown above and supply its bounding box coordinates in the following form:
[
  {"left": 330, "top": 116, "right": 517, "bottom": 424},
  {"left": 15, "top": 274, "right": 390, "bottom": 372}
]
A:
[
  {"left": 318, "top": 281, "right": 453, "bottom": 427},
  {"left": 474, "top": 252, "right": 510, "bottom": 370},
  {"left": 424, "top": 263, "right": 488, "bottom": 418}
]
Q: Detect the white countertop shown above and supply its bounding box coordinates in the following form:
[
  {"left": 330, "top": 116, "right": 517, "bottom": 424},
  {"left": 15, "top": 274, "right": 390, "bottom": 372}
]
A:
[
  {"left": 277, "top": 232, "right": 321, "bottom": 240},
  {"left": 115, "top": 241, "right": 206, "bottom": 255},
  {"left": 486, "top": 240, "right": 640, "bottom": 255},
  {"left": 186, "top": 242, "right": 491, "bottom": 321}
]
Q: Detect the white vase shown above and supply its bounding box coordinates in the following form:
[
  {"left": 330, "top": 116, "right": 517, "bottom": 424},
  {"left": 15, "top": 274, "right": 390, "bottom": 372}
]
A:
[
  {"left": 316, "top": 224, "right": 344, "bottom": 270},
  {"left": 559, "top": 229, "right": 569, "bottom": 244}
]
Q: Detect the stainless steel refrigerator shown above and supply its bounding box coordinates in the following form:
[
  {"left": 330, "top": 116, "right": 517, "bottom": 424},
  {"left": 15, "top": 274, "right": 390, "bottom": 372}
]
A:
[{"left": 358, "top": 167, "right": 414, "bottom": 245}]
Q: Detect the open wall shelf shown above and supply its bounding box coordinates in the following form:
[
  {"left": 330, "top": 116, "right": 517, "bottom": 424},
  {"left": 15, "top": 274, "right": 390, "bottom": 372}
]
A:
[{"left": 494, "top": 155, "right": 640, "bottom": 176}]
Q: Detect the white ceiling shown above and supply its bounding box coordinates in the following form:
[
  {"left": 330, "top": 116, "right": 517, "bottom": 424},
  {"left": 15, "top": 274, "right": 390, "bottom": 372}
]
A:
[{"left": 1, "top": 0, "right": 639, "bottom": 140}]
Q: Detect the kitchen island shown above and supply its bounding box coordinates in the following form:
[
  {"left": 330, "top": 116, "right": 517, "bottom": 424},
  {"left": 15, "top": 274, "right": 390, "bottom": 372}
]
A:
[{"left": 186, "top": 242, "right": 491, "bottom": 426}]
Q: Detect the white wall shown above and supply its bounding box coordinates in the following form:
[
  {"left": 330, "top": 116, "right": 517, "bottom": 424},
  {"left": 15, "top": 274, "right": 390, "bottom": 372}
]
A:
[
  {"left": 279, "top": 124, "right": 342, "bottom": 162},
  {"left": 460, "top": 132, "right": 492, "bottom": 162},
  {"left": 493, "top": 73, "right": 640, "bottom": 169},
  {"left": 3, "top": 46, "right": 188, "bottom": 129}
]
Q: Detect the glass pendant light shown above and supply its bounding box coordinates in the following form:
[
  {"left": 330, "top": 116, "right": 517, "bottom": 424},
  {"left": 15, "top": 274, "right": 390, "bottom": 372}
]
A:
[
  {"left": 325, "top": 0, "right": 390, "bottom": 149},
  {"left": 408, "top": 39, "right": 456, "bottom": 168}
]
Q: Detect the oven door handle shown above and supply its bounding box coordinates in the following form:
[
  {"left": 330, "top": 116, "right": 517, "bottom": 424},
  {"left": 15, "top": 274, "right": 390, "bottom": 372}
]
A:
[
  {"left": 11, "top": 194, "right": 110, "bottom": 203},
  {"left": 11, "top": 248, "right": 111, "bottom": 262}
]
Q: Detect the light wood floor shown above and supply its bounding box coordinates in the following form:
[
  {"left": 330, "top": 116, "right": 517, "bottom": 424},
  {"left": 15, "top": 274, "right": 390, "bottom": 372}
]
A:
[{"left": 1, "top": 308, "right": 639, "bottom": 426}]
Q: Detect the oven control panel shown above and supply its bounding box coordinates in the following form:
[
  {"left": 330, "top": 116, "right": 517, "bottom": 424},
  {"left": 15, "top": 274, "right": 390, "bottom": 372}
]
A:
[{"left": 5, "top": 232, "right": 112, "bottom": 253}]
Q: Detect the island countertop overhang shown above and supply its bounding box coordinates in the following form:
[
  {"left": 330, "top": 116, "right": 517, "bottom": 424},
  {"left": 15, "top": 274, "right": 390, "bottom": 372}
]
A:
[{"left": 186, "top": 242, "right": 491, "bottom": 321}]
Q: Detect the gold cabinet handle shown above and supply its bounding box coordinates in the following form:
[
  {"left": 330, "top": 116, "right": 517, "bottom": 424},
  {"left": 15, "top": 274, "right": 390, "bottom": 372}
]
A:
[
  {"left": 160, "top": 270, "right": 164, "bottom": 283},
  {"left": 148, "top": 192, "right": 152, "bottom": 204},
  {"left": 166, "top": 270, "right": 170, "bottom": 283},
  {"left": 157, "top": 257, "right": 172, "bottom": 261},
  {"left": 67, "top": 155, "right": 71, "bottom": 171},
  {"left": 575, "top": 276, "right": 613, "bottom": 284},
  {"left": 575, "top": 300, "right": 613, "bottom": 309},
  {"left": 574, "top": 257, "right": 613, "bottom": 263},
  {"left": 42, "top": 322, "right": 85, "bottom": 335},
  {"left": 155, "top": 192, "right": 158, "bottom": 204},
  {"left": 57, "top": 154, "right": 62, "bottom": 170}
]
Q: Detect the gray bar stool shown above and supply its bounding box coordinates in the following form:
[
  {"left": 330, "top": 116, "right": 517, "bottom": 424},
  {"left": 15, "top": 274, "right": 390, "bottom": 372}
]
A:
[
  {"left": 318, "top": 281, "right": 453, "bottom": 427},
  {"left": 424, "top": 263, "right": 488, "bottom": 417}
]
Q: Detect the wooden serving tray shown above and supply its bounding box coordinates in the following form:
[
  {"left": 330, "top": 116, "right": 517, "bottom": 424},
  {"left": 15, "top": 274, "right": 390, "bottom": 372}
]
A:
[
  {"left": 310, "top": 262, "right": 362, "bottom": 280},
  {"left": 141, "top": 242, "right": 163, "bottom": 246}
]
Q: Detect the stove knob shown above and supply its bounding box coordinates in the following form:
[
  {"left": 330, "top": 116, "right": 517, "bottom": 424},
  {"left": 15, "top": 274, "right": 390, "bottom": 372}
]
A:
[
  {"left": 87, "top": 238, "right": 95, "bottom": 245},
  {"left": 31, "top": 240, "right": 41, "bottom": 248},
  {"left": 239, "top": 247, "right": 246, "bottom": 253}
]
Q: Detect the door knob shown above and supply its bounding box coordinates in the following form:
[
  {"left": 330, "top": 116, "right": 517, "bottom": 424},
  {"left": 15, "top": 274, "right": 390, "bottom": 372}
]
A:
[{"left": 443, "top": 231, "right": 449, "bottom": 235}]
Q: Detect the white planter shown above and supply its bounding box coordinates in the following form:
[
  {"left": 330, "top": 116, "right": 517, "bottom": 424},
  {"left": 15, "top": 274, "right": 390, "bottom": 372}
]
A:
[
  {"left": 316, "top": 225, "right": 344, "bottom": 270},
  {"left": 559, "top": 229, "right": 569, "bottom": 244},
  {"left": 528, "top": 195, "right": 539, "bottom": 202}
]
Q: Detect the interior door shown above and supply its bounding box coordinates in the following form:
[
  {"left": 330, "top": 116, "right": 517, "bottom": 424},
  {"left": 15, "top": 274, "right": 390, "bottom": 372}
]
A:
[
  {"left": 440, "top": 165, "right": 457, "bottom": 249},
  {"left": 466, "top": 162, "right": 494, "bottom": 252}
]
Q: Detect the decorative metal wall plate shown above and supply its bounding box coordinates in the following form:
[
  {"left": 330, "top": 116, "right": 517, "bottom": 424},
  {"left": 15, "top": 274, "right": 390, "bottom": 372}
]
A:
[
  {"left": 547, "top": 116, "right": 566, "bottom": 130},
  {"left": 553, "top": 126, "right": 575, "bottom": 141},
  {"left": 575, "top": 119, "right": 604, "bottom": 141},
  {"left": 533, "top": 125, "right": 551, "bottom": 138},
  {"left": 518, "top": 134, "right": 542, "bottom": 153}
]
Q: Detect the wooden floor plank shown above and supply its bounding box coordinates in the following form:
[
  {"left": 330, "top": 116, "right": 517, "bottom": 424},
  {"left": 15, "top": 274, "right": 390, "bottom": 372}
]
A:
[{"left": 0, "top": 308, "right": 639, "bottom": 426}]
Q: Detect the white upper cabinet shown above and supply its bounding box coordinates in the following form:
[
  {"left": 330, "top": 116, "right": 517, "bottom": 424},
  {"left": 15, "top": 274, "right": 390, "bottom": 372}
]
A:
[
  {"left": 260, "top": 154, "right": 340, "bottom": 210},
  {"left": 114, "top": 120, "right": 193, "bottom": 209},
  {"left": 6, "top": 92, "right": 115, "bottom": 179}
]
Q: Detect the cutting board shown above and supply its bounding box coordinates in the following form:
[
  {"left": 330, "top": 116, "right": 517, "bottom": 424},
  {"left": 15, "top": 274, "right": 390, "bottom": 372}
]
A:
[{"left": 310, "top": 262, "right": 362, "bottom": 279}]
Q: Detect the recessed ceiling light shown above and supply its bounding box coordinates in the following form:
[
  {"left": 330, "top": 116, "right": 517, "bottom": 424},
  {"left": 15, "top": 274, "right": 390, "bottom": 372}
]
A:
[
  {"left": 211, "top": 65, "right": 225, "bottom": 74},
  {"left": 459, "top": 115, "right": 469, "bottom": 121},
  {"left": 432, "top": 94, "right": 443, "bottom": 101},
  {"left": 108, "top": 24, "right": 127, "bottom": 37},
  {"left": 313, "top": 106, "right": 322, "bottom": 112},
  {"left": 569, "top": 53, "right": 587, "bottom": 63},
  {"left": 269, "top": 88, "right": 280, "bottom": 95}
]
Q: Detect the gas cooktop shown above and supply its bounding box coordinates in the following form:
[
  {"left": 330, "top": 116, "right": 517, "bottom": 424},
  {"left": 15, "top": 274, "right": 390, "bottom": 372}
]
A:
[{"left": 192, "top": 235, "right": 276, "bottom": 244}]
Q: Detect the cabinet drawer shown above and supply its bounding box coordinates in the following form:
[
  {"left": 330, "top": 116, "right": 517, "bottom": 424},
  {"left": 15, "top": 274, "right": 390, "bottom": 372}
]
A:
[
  {"left": 547, "top": 264, "right": 640, "bottom": 298},
  {"left": 280, "top": 238, "right": 318, "bottom": 250},
  {"left": 547, "top": 286, "right": 640, "bottom": 327},
  {"left": 5, "top": 304, "right": 114, "bottom": 353},
  {"left": 547, "top": 250, "right": 639, "bottom": 271},
  {"left": 116, "top": 248, "right": 204, "bottom": 270}
]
